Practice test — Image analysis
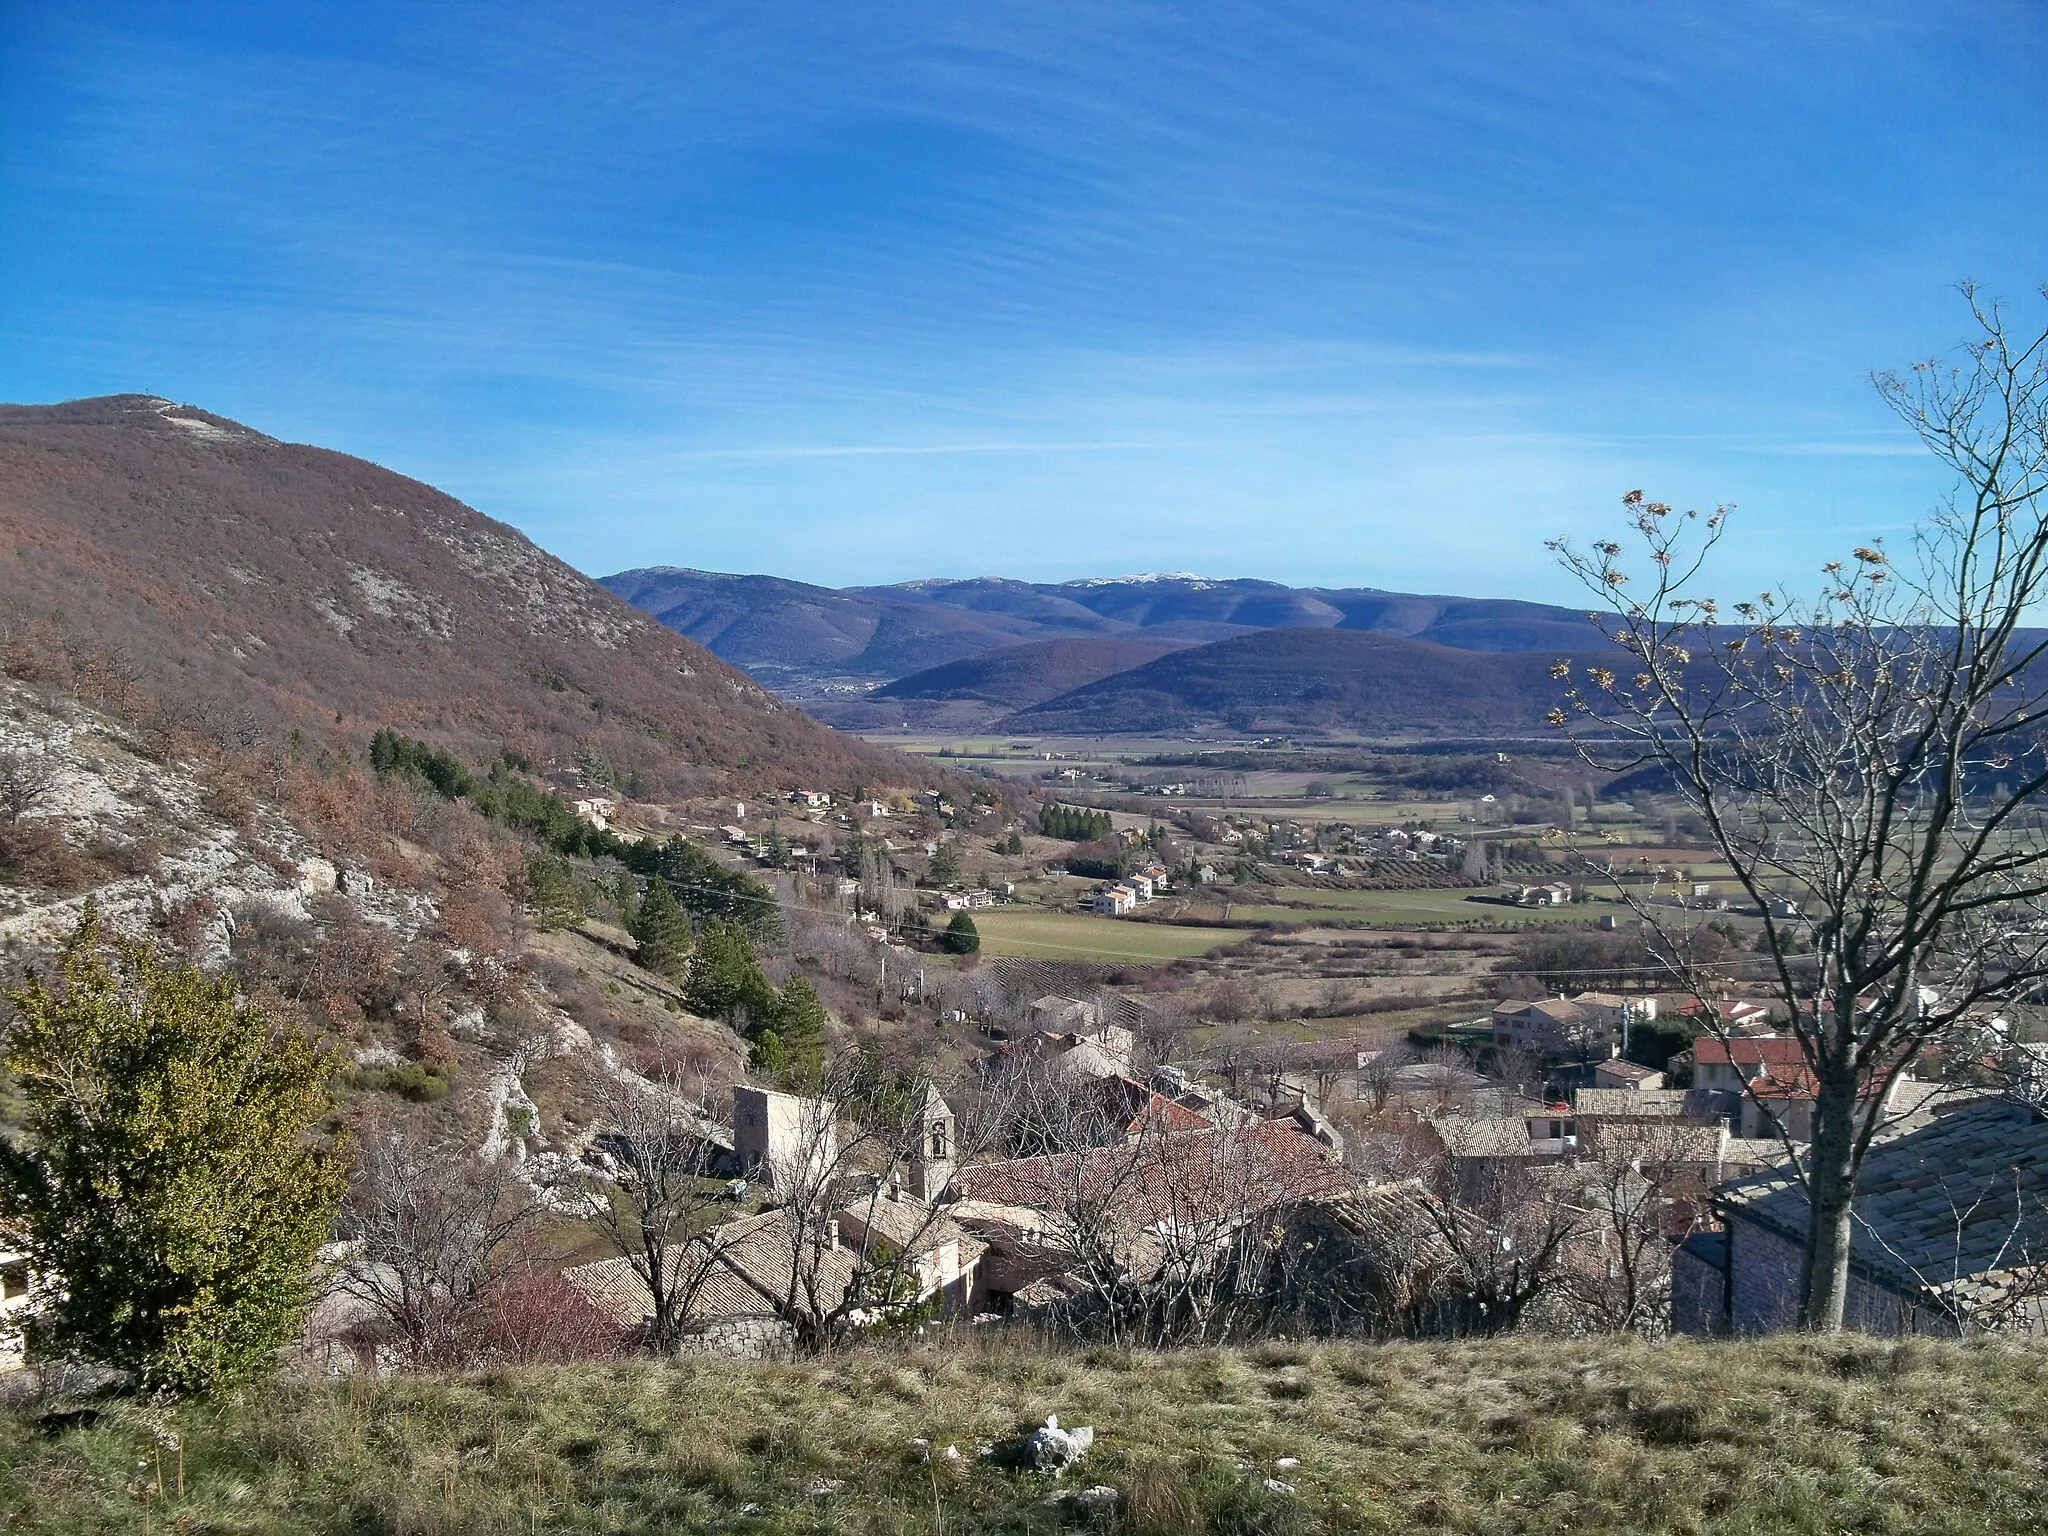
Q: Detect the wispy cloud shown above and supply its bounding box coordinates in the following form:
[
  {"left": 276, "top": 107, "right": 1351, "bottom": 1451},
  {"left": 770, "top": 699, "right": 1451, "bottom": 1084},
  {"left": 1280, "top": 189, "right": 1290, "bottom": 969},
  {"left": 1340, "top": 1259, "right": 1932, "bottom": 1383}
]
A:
[
  {"left": 669, "top": 439, "right": 1186, "bottom": 460},
  {"left": 1, "top": 0, "right": 2041, "bottom": 602}
]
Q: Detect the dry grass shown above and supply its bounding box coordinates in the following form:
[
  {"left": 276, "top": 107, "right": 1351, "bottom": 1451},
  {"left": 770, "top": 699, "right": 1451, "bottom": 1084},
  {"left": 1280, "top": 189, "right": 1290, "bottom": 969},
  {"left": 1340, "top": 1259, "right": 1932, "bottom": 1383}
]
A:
[{"left": 3, "top": 1331, "right": 2045, "bottom": 1533}]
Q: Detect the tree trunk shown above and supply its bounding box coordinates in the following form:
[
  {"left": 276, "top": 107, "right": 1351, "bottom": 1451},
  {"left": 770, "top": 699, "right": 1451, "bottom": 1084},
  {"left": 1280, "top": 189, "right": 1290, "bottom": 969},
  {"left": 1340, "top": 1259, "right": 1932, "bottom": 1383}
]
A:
[{"left": 1800, "top": 1079, "right": 1859, "bottom": 1331}]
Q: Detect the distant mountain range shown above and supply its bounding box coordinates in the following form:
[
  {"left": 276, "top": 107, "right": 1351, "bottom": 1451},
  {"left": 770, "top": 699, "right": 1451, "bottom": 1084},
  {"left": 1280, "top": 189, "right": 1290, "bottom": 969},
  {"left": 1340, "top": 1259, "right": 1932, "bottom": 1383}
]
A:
[
  {"left": 600, "top": 567, "right": 1599, "bottom": 683},
  {"left": 1000, "top": 628, "right": 1614, "bottom": 738},
  {"left": 0, "top": 397, "right": 946, "bottom": 795},
  {"left": 603, "top": 565, "right": 1609, "bottom": 737}
]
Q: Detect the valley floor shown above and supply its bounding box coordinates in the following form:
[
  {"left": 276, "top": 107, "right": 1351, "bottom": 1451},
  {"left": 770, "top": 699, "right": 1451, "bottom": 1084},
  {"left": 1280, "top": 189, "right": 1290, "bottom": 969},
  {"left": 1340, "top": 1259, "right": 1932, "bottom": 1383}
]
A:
[{"left": 3, "top": 1332, "right": 2044, "bottom": 1534}]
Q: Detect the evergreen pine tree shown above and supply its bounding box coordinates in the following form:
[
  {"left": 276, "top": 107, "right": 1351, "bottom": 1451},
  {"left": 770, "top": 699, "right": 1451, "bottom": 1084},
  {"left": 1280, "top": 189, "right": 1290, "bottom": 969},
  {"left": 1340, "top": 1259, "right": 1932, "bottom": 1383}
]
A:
[
  {"left": 525, "top": 851, "right": 582, "bottom": 930},
  {"left": 759, "top": 976, "right": 827, "bottom": 1083},
  {"left": 683, "top": 919, "right": 778, "bottom": 1031},
  {"left": 943, "top": 911, "right": 981, "bottom": 955},
  {"left": 0, "top": 906, "right": 348, "bottom": 1395},
  {"left": 928, "top": 839, "right": 961, "bottom": 886},
  {"left": 632, "top": 877, "right": 693, "bottom": 981}
]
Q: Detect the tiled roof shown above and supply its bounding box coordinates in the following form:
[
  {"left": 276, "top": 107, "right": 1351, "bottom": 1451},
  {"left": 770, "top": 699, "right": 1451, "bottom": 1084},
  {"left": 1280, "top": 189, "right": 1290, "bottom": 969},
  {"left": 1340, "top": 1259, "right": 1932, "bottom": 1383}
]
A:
[
  {"left": 1574, "top": 1088, "right": 1703, "bottom": 1120},
  {"left": 1721, "top": 1096, "right": 2048, "bottom": 1305},
  {"left": 1594, "top": 1060, "right": 1661, "bottom": 1080},
  {"left": 1430, "top": 1116, "right": 1543, "bottom": 1159},
  {"left": 1693, "top": 1037, "right": 1807, "bottom": 1068},
  {"left": 950, "top": 1122, "right": 1350, "bottom": 1227},
  {"left": 562, "top": 1209, "right": 865, "bottom": 1329},
  {"left": 838, "top": 1195, "right": 988, "bottom": 1270}
]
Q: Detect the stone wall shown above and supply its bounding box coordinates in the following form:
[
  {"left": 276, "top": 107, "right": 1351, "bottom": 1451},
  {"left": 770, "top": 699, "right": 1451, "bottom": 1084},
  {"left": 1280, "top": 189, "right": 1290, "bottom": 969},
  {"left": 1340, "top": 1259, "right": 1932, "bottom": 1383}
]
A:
[
  {"left": 1670, "top": 1232, "right": 1725, "bottom": 1336},
  {"left": 1725, "top": 1214, "right": 1929, "bottom": 1335},
  {"left": 675, "top": 1314, "right": 795, "bottom": 1360}
]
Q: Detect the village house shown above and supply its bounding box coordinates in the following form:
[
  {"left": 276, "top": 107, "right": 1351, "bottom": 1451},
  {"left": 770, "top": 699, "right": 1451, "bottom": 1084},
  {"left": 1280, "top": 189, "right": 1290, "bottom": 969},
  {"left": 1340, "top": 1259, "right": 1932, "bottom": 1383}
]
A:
[
  {"left": 565, "top": 1194, "right": 986, "bottom": 1359},
  {"left": 1572, "top": 1086, "right": 1732, "bottom": 1132},
  {"left": 571, "top": 796, "right": 617, "bottom": 831},
  {"left": 1673, "top": 1037, "right": 1913, "bottom": 1143},
  {"left": 1590, "top": 1058, "right": 1664, "bottom": 1091},
  {"left": 1675, "top": 1094, "right": 2048, "bottom": 1336},
  {"left": 989, "top": 1015, "right": 1137, "bottom": 1081},
  {"left": 1427, "top": 1107, "right": 1574, "bottom": 1174},
  {"left": 1091, "top": 885, "right": 1137, "bottom": 916},
  {"left": 1489, "top": 997, "right": 1622, "bottom": 1060},
  {"left": 945, "top": 1121, "right": 1354, "bottom": 1316}
]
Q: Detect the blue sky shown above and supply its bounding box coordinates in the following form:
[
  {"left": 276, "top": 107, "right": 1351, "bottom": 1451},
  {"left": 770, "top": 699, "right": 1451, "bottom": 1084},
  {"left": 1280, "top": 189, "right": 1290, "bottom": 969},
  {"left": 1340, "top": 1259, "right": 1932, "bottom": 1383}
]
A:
[{"left": 3, "top": 2, "right": 2043, "bottom": 601}]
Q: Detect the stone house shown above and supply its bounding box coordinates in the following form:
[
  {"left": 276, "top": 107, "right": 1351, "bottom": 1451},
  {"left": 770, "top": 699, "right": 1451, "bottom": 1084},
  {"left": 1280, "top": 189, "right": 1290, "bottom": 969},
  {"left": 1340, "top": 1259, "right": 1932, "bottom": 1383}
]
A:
[
  {"left": 1591, "top": 1058, "right": 1664, "bottom": 1091},
  {"left": 732, "top": 1086, "right": 838, "bottom": 1192},
  {"left": 565, "top": 1194, "right": 985, "bottom": 1358},
  {"left": 1674, "top": 1095, "right": 2048, "bottom": 1336}
]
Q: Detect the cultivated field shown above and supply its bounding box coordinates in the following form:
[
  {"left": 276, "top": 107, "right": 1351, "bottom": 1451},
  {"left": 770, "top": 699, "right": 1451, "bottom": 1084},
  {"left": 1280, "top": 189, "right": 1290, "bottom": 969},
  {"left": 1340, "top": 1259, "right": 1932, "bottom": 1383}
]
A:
[
  {"left": 970, "top": 909, "right": 1236, "bottom": 963},
  {"left": 1183, "top": 888, "right": 1637, "bottom": 928}
]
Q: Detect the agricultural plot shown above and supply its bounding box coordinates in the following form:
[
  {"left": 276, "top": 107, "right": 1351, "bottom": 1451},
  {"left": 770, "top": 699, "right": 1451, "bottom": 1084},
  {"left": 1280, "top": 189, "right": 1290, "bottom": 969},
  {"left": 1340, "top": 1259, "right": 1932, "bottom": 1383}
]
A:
[
  {"left": 1217, "top": 887, "right": 1636, "bottom": 927},
  {"left": 970, "top": 909, "right": 1236, "bottom": 963}
]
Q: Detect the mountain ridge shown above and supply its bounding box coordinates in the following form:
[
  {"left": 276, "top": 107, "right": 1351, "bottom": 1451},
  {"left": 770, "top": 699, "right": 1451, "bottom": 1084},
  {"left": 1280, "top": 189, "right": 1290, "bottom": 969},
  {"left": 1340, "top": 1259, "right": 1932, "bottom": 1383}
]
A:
[
  {"left": 602, "top": 566, "right": 1605, "bottom": 699},
  {"left": 0, "top": 396, "right": 943, "bottom": 795},
  {"left": 999, "top": 627, "right": 1613, "bottom": 737}
]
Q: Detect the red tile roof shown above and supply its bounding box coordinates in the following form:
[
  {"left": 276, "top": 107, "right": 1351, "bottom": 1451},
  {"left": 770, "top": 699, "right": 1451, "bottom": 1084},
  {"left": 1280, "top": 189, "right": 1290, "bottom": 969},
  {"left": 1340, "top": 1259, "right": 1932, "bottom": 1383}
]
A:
[{"left": 1692, "top": 1037, "right": 1808, "bottom": 1068}]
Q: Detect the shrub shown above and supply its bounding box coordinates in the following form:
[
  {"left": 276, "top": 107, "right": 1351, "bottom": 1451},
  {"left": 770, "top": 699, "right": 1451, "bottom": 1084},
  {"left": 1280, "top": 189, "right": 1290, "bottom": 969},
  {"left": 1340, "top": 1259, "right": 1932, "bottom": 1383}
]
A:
[{"left": 0, "top": 905, "right": 348, "bottom": 1394}]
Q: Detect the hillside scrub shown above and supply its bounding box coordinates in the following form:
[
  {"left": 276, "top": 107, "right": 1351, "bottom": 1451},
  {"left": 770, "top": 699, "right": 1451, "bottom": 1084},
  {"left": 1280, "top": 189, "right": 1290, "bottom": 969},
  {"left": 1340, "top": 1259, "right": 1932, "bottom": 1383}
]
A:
[
  {"left": 0, "top": 908, "right": 347, "bottom": 1395},
  {"left": 3, "top": 1332, "right": 2045, "bottom": 1532}
]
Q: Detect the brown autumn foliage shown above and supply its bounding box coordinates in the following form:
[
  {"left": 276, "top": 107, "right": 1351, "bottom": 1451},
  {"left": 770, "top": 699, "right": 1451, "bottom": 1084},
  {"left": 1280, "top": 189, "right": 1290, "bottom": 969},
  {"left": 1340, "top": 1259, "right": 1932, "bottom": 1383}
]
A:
[{"left": 0, "top": 394, "right": 953, "bottom": 798}]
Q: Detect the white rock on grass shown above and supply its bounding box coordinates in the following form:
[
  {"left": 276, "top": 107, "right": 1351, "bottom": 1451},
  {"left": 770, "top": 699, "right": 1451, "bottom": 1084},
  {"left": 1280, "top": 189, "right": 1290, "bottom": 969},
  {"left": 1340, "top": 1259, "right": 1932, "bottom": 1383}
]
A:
[
  {"left": 1072, "top": 1486, "right": 1122, "bottom": 1517},
  {"left": 1028, "top": 1414, "right": 1095, "bottom": 1477}
]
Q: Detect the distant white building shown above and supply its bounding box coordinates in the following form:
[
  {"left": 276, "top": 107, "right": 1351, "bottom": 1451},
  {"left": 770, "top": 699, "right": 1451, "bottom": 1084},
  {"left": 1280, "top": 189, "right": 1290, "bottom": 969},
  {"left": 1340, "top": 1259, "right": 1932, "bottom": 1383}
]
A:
[
  {"left": 1092, "top": 886, "right": 1137, "bottom": 916},
  {"left": 572, "top": 796, "right": 617, "bottom": 831}
]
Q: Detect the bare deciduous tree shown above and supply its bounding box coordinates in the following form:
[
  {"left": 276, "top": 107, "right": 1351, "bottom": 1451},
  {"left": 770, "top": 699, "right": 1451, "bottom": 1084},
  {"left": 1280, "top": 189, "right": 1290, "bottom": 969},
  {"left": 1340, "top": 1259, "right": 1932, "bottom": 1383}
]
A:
[
  {"left": 1420, "top": 1156, "right": 1581, "bottom": 1336},
  {"left": 575, "top": 1036, "right": 730, "bottom": 1352},
  {"left": 1551, "top": 288, "right": 2048, "bottom": 1329},
  {"left": 0, "top": 740, "right": 57, "bottom": 824},
  {"left": 337, "top": 1120, "right": 542, "bottom": 1368}
]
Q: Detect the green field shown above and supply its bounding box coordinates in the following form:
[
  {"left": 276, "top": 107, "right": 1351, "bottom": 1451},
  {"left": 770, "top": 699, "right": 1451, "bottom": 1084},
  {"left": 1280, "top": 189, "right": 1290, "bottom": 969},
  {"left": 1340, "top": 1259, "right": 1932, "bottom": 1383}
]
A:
[{"left": 972, "top": 908, "right": 1237, "bottom": 962}]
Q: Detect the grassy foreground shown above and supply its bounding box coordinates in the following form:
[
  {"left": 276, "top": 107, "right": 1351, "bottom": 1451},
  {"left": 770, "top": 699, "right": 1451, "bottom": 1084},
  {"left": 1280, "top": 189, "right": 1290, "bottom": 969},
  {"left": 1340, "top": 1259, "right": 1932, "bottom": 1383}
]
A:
[{"left": 3, "top": 1332, "right": 2046, "bottom": 1534}]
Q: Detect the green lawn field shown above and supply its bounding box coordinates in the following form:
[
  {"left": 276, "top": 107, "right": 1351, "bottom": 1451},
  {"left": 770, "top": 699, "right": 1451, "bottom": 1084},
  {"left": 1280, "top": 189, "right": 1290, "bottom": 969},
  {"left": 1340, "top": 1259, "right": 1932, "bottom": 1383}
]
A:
[{"left": 971, "top": 908, "right": 1237, "bottom": 962}]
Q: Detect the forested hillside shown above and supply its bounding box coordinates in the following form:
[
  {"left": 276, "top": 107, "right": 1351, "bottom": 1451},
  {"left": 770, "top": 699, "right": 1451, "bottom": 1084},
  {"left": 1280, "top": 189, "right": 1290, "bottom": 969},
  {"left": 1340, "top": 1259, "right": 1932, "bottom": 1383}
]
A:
[
  {"left": 0, "top": 396, "right": 939, "bottom": 797},
  {"left": 603, "top": 566, "right": 1605, "bottom": 693},
  {"left": 1003, "top": 627, "right": 1618, "bottom": 737}
]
